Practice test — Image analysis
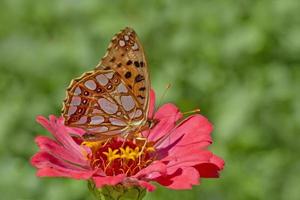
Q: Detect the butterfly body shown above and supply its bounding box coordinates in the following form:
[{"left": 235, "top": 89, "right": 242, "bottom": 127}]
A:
[{"left": 62, "top": 27, "right": 151, "bottom": 141}]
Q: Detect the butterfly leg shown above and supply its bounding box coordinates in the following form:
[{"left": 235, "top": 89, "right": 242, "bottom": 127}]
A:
[
  {"left": 102, "top": 137, "right": 111, "bottom": 147},
  {"left": 136, "top": 137, "right": 148, "bottom": 165},
  {"left": 121, "top": 132, "right": 130, "bottom": 148}
]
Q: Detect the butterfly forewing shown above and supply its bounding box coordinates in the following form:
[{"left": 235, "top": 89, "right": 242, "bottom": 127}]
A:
[
  {"left": 62, "top": 27, "right": 150, "bottom": 140},
  {"left": 97, "top": 27, "right": 150, "bottom": 115}
]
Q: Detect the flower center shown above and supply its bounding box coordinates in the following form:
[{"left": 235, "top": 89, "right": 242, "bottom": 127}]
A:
[{"left": 82, "top": 138, "right": 156, "bottom": 176}]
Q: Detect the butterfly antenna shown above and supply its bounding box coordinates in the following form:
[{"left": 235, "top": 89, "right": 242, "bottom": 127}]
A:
[
  {"left": 182, "top": 108, "right": 201, "bottom": 115},
  {"left": 146, "top": 108, "right": 201, "bottom": 125},
  {"left": 156, "top": 83, "right": 172, "bottom": 110},
  {"left": 102, "top": 138, "right": 111, "bottom": 147},
  {"left": 121, "top": 133, "right": 129, "bottom": 148}
]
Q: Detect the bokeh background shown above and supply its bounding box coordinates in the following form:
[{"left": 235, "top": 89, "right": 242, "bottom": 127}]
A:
[{"left": 1, "top": 0, "right": 299, "bottom": 199}]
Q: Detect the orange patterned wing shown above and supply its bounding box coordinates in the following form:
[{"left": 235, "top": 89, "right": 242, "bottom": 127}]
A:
[{"left": 62, "top": 27, "right": 150, "bottom": 140}]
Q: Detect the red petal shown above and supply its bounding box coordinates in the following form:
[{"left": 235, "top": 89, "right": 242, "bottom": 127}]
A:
[
  {"left": 133, "top": 161, "right": 167, "bottom": 179},
  {"left": 36, "top": 167, "right": 94, "bottom": 179},
  {"left": 36, "top": 115, "right": 86, "bottom": 157},
  {"left": 155, "top": 167, "right": 200, "bottom": 190},
  {"left": 137, "top": 180, "right": 156, "bottom": 192},
  {"left": 156, "top": 114, "right": 213, "bottom": 150},
  {"left": 195, "top": 163, "right": 220, "bottom": 178},
  {"left": 35, "top": 136, "right": 88, "bottom": 167},
  {"left": 147, "top": 103, "right": 182, "bottom": 141},
  {"left": 210, "top": 154, "right": 225, "bottom": 170},
  {"left": 162, "top": 149, "right": 214, "bottom": 174},
  {"left": 31, "top": 152, "right": 93, "bottom": 179},
  {"left": 31, "top": 151, "right": 88, "bottom": 171},
  {"left": 195, "top": 155, "right": 225, "bottom": 178},
  {"left": 55, "top": 117, "right": 86, "bottom": 137},
  {"left": 93, "top": 174, "right": 126, "bottom": 188}
]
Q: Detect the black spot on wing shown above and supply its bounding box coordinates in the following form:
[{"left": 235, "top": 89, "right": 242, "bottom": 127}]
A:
[
  {"left": 135, "top": 74, "right": 144, "bottom": 83},
  {"left": 134, "top": 61, "right": 140, "bottom": 68},
  {"left": 110, "top": 57, "right": 116, "bottom": 62},
  {"left": 140, "top": 61, "right": 144, "bottom": 67},
  {"left": 137, "top": 95, "right": 145, "bottom": 99},
  {"left": 127, "top": 60, "right": 132, "bottom": 65},
  {"left": 139, "top": 87, "right": 146, "bottom": 91},
  {"left": 125, "top": 71, "right": 132, "bottom": 78}
]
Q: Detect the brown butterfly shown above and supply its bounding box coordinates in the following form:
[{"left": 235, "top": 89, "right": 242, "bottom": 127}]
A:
[{"left": 62, "top": 27, "right": 151, "bottom": 141}]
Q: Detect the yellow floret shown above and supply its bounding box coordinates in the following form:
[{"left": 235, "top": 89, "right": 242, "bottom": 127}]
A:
[
  {"left": 103, "top": 148, "right": 120, "bottom": 162},
  {"left": 120, "top": 146, "right": 138, "bottom": 161}
]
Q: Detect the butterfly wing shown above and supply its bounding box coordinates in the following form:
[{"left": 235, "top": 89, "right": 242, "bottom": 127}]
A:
[
  {"left": 62, "top": 27, "right": 150, "bottom": 140},
  {"left": 98, "top": 27, "right": 150, "bottom": 116}
]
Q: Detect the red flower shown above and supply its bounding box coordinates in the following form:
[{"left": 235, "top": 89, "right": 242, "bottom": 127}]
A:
[{"left": 31, "top": 90, "right": 224, "bottom": 191}]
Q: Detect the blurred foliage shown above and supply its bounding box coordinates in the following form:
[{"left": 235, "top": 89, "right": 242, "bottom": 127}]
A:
[{"left": 0, "top": 0, "right": 299, "bottom": 200}]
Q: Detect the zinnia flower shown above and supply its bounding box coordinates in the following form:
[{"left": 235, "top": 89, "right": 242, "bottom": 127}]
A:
[{"left": 31, "top": 90, "right": 224, "bottom": 199}]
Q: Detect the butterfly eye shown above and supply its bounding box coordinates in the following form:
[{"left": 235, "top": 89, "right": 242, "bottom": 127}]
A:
[
  {"left": 83, "top": 91, "right": 89, "bottom": 96},
  {"left": 147, "top": 119, "right": 159, "bottom": 129}
]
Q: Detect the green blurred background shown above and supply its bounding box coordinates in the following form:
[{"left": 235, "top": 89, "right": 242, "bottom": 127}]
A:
[{"left": 1, "top": 0, "right": 299, "bottom": 199}]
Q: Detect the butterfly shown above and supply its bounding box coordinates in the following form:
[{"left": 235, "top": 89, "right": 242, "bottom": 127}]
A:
[{"left": 62, "top": 27, "right": 151, "bottom": 141}]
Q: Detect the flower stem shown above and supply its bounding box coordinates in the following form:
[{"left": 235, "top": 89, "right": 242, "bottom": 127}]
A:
[{"left": 88, "top": 181, "right": 146, "bottom": 200}]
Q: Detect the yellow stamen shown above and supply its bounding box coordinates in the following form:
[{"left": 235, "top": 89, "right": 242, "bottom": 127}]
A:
[
  {"left": 103, "top": 148, "right": 120, "bottom": 162},
  {"left": 133, "top": 147, "right": 141, "bottom": 159},
  {"left": 146, "top": 146, "right": 155, "bottom": 152},
  {"left": 120, "top": 146, "right": 138, "bottom": 161},
  {"left": 82, "top": 141, "right": 102, "bottom": 152}
]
